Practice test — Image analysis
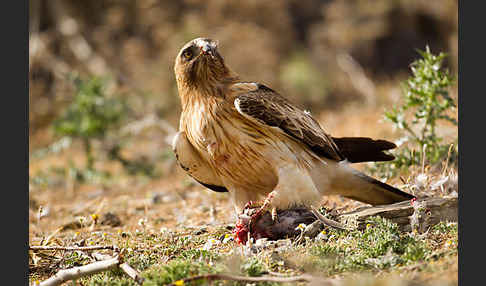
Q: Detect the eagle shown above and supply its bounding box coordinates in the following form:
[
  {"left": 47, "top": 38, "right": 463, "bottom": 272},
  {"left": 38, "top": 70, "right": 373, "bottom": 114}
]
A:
[{"left": 172, "top": 37, "right": 414, "bottom": 226}]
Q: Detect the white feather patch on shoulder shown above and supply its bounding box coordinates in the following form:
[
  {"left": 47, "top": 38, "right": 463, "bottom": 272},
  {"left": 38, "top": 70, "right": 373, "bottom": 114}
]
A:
[
  {"left": 230, "top": 82, "right": 259, "bottom": 93},
  {"left": 234, "top": 97, "right": 262, "bottom": 124}
]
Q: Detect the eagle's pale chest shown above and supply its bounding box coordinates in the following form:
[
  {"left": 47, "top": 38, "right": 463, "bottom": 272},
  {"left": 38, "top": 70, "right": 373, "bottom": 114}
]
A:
[
  {"left": 181, "top": 100, "right": 231, "bottom": 160},
  {"left": 182, "top": 101, "right": 268, "bottom": 166}
]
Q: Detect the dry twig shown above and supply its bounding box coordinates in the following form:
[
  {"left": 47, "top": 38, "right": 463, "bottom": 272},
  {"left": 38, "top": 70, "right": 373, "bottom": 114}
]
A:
[
  {"left": 37, "top": 256, "right": 120, "bottom": 286},
  {"left": 29, "top": 245, "right": 116, "bottom": 252},
  {"left": 119, "top": 263, "right": 145, "bottom": 285},
  {"left": 310, "top": 206, "right": 352, "bottom": 231},
  {"left": 92, "top": 253, "right": 145, "bottom": 285},
  {"left": 33, "top": 247, "right": 144, "bottom": 286}
]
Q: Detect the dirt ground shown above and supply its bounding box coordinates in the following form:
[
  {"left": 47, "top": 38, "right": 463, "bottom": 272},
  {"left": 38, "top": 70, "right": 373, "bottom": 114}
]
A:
[{"left": 28, "top": 100, "right": 458, "bottom": 286}]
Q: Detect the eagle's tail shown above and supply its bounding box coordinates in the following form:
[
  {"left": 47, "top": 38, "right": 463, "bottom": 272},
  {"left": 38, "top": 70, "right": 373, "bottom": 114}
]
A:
[
  {"left": 341, "top": 167, "right": 416, "bottom": 205},
  {"left": 311, "top": 160, "right": 415, "bottom": 206}
]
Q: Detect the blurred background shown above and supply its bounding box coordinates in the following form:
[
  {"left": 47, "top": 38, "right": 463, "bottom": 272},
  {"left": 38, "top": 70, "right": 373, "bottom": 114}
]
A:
[
  {"left": 29, "top": 0, "right": 458, "bottom": 236},
  {"left": 29, "top": 0, "right": 458, "bottom": 145}
]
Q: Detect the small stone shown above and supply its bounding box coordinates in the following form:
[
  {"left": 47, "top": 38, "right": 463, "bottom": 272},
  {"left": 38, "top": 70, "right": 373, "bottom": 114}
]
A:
[
  {"left": 193, "top": 228, "right": 207, "bottom": 235},
  {"left": 151, "top": 192, "right": 165, "bottom": 204},
  {"left": 154, "top": 217, "right": 167, "bottom": 224},
  {"left": 100, "top": 212, "right": 122, "bottom": 227},
  {"left": 303, "top": 221, "right": 325, "bottom": 238}
]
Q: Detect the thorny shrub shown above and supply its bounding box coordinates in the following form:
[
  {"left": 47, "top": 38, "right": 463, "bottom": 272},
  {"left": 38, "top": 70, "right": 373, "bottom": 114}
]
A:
[{"left": 369, "top": 47, "right": 458, "bottom": 178}]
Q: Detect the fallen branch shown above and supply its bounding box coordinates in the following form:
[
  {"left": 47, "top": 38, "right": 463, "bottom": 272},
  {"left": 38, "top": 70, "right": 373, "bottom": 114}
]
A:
[
  {"left": 35, "top": 248, "right": 144, "bottom": 286},
  {"left": 38, "top": 256, "right": 120, "bottom": 286},
  {"left": 311, "top": 206, "right": 352, "bottom": 231},
  {"left": 166, "top": 273, "right": 327, "bottom": 286},
  {"left": 338, "top": 196, "right": 458, "bottom": 232}
]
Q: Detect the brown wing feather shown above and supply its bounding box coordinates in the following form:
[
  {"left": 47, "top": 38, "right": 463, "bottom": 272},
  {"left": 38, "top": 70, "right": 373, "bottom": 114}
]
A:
[
  {"left": 234, "top": 84, "right": 344, "bottom": 161},
  {"left": 332, "top": 137, "right": 396, "bottom": 163}
]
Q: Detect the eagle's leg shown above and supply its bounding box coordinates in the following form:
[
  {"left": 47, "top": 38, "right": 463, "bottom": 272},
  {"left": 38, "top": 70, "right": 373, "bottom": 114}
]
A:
[
  {"left": 271, "top": 207, "right": 278, "bottom": 222},
  {"left": 243, "top": 200, "right": 277, "bottom": 219},
  {"left": 248, "top": 191, "right": 278, "bottom": 231},
  {"left": 252, "top": 163, "right": 319, "bottom": 226}
]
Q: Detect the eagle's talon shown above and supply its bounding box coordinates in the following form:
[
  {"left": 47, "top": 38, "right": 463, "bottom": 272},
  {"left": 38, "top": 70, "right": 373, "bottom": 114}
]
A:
[
  {"left": 244, "top": 200, "right": 263, "bottom": 210},
  {"left": 271, "top": 207, "right": 278, "bottom": 223}
]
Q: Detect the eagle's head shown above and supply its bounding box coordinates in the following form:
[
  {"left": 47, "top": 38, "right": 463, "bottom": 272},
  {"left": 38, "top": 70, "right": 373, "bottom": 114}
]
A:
[{"left": 174, "top": 38, "right": 232, "bottom": 90}]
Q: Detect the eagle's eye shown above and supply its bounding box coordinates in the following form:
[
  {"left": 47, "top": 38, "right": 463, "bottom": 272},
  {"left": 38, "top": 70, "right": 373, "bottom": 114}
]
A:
[{"left": 182, "top": 49, "right": 193, "bottom": 60}]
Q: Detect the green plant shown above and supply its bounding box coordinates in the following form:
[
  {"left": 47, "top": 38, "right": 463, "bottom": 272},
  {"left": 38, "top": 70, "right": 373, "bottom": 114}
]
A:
[
  {"left": 309, "top": 216, "right": 429, "bottom": 274},
  {"left": 241, "top": 257, "right": 266, "bottom": 277},
  {"left": 432, "top": 221, "right": 458, "bottom": 235},
  {"left": 53, "top": 75, "right": 126, "bottom": 171},
  {"left": 370, "top": 47, "right": 457, "bottom": 178},
  {"left": 179, "top": 249, "right": 220, "bottom": 261},
  {"left": 142, "top": 260, "right": 218, "bottom": 286}
]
